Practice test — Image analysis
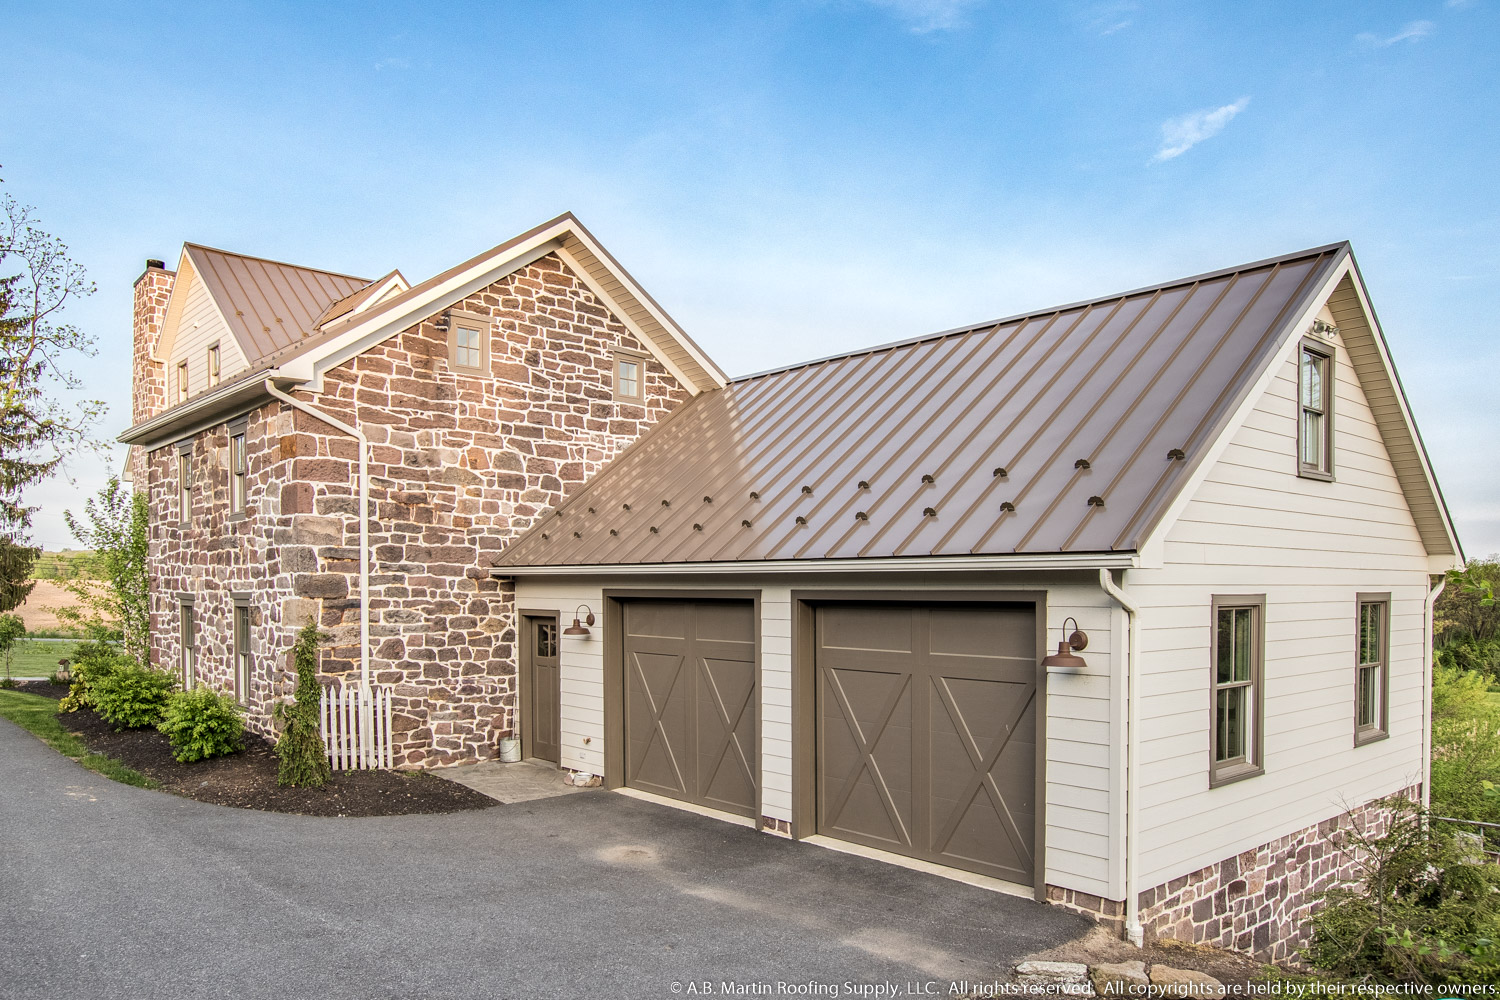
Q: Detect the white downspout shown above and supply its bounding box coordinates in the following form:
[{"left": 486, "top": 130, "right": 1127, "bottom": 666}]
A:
[
  {"left": 1099, "top": 567, "right": 1144, "bottom": 947},
  {"left": 1421, "top": 575, "right": 1446, "bottom": 810},
  {"left": 264, "top": 379, "right": 370, "bottom": 703}
]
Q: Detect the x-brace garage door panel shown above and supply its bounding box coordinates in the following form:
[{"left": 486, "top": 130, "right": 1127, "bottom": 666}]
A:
[
  {"left": 624, "top": 600, "right": 757, "bottom": 818},
  {"left": 816, "top": 603, "right": 1037, "bottom": 885}
]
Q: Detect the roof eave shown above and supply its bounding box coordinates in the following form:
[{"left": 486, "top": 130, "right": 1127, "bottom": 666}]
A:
[
  {"left": 490, "top": 551, "right": 1139, "bottom": 577},
  {"left": 117, "top": 373, "right": 275, "bottom": 450}
]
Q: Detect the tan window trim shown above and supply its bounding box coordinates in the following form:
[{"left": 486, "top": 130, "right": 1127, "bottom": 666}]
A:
[
  {"left": 206, "top": 342, "right": 221, "bottom": 388},
  {"left": 231, "top": 593, "right": 252, "bottom": 706},
  {"left": 176, "top": 360, "right": 190, "bottom": 404},
  {"left": 613, "top": 347, "right": 648, "bottom": 404},
  {"left": 1355, "top": 592, "right": 1391, "bottom": 747},
  {"left": 175, "top": 440, "right": 193, "bottom": 528},
  {"left": 1297, "top": 337, "right": 1335, "bottom": 482},
  {"left": 446, "top": 309, "right": 491, "bottom": 375},
  {"left": 1209, "top": 594, "right": 1266, "bottom": 788},
  {"left": 227, "top": 417, "right": 249, "bottom": 521},
  {"left": 178, "top": 595, "right": 196, "bottom": 691}
]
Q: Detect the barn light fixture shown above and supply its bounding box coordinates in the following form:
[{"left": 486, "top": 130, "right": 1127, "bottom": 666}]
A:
[
  {"left": 563, "top": 605, "right": 596, "bottom": 637},
  {"left": 1040, "top": 617, "right": 1089, "bottom": 669}
]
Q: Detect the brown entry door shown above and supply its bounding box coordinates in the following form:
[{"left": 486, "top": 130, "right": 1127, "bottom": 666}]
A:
[
  {"left": 527, "top": 617, "right": 561, "bottom": 763},
  {"left": 623, "top": 600, "right": 757, "bottom": 817},
  {"left": 816, "top": 603, "right": 1037, "bottom": 885}
]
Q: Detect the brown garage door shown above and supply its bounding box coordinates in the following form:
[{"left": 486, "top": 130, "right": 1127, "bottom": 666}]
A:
[
  {"left": 816, "top": 603, "right": 1038, "bottom": 885},
  {"left": 624, "top": 599, "right": 757, "bottom": 817}
]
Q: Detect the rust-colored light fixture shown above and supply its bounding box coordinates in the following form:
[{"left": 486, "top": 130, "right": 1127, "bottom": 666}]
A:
[
  {"left": 563, "top": 605, "right": 596, "bottom": 636},
  {"left": 1040, "top": 617, "right": 1089, "bottom": 669}
]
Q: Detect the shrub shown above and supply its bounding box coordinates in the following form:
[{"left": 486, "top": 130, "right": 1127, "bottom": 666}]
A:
[
  {"left": 92, "top": 663, "right": 176, "bottom": 729},
  {"left": 274, "top": 619, "right": 330, "bottom": 788},
  {"left": 157, "top": 686, "right": 243, "bottom": 763},
  {"left": 58, "top": 639, "right": 136, "bottom": 712},
  {"left": 1304, "top": 798, "right": 1500, "bottom": 985},
  {"left": 1431, "top": 665, "right": 1500, "bottom": 831}
]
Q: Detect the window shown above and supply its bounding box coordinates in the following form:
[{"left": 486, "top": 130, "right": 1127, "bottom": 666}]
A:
[
  {"left": 614, "top": 351, "right": 646, "bottom": 404},
  {"left": 206, "top": 343, "right": 221, "bottom": 387},
  {"left": 176, "top": 444, "right": 192, "bottom": 527},
  {"left": 1356, "top": 594, "right": 1390, "bottom": 744},
  {"left": 232, "top": 597, "right": 252, "bottom": 705},
  {"left": 1211, "top": 595, "right": 1265, "bottom": 786},
  {"left": 228, "top": 419, "right": 248, "bottom": 517},
  {"left": 179, "top": 598, "right": 196, "bottom": 690},
  {"left": 1298, "top": 342, "right": 1333, "bottom": 479},
  {"left": 446, "top": 310, "right": 489, "bottom": 373},
  {"left": 176, "top": 360, "right": 189, "bottom": 403}
]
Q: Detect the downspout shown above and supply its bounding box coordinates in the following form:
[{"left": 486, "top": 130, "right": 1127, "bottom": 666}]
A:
[
  {"left": 264, "top": 379, "right": 370, "bottom": 697},
  {"left": 1099, "top": 567, "right": 1144, "bottom": 947},
  {"left": 1421, "top": 575, "right": 1446, "bottom": 810}
]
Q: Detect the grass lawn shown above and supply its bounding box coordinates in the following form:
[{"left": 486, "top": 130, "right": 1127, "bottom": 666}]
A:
[
  {"left": 1488, "top": 691, "right": 1500, "bottom": 708},
  {"left": 1, "top": 638, "right": 81, "bottom": 679},
  {"left": 0, "top": 689, "right": 155, "bottom": 788}
]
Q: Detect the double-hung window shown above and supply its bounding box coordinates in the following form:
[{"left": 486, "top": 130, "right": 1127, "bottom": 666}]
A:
[
  {"left": 1355, "top": 594, "right": 1390, "bottom": 744},
  {"left": 1211, "top": 595, "right": 1265, "bottom": 786},
  {"left": 1298, "top": 343, "right": 1333, "bottom": 479},
  {"left": 206, "top": 343, "right": 221, "bottom": 388},
  {"left": 228, "top": 419, "right": 248, "bottom": 517},
  {"left": 179, "top": 598, "right": 196, "bottom": 690},
  {"left": 176, "top": 443, "right": 193, "bottom": 527},
  {"left": 232, "top": 596, "right": 252, "bottom": 705}
]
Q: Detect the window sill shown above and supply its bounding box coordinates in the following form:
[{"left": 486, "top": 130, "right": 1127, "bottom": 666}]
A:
[
  {"left": 1209, "top": 761, "right": 1264, "bottom": 788},
  {"left": 227, "top": 512, "right": 248, "bottom": 523},
  {"left": 1297, "top": 467, "right": 1335, "bottom": 482},
  {"left": 1354, "top": 728, "right": 1389, "bottom": 748}
]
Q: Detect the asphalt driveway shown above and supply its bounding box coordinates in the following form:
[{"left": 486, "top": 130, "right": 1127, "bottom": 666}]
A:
[{"left": 0, "top": 717, "right": 1088, "bottom": 1000}]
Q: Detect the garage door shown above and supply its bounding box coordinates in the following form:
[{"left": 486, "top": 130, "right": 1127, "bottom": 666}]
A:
[
  {"left": 816, "top": 603, "right": 1037, "bottom": 885},
  {"left": 624, "top": 599, "right": 757, "bottom": 818}
]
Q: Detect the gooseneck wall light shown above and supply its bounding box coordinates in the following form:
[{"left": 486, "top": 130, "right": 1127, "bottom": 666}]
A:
[
  {"left": 563, "top": 605, "right": 596, "bottom": 636},
  {"left": 1040, "top": 616, "right": 1089, "bottom": 669}
]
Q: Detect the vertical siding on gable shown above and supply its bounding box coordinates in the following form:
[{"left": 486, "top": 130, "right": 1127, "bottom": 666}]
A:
[
  {"left": 1129, "top": 328, "right": 1430, "bottom": 888},
  {"left": 171, "top": 275, "right": 250, "bottom": 397}
]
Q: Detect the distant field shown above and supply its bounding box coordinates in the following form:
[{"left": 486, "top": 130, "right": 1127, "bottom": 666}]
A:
[
  {"left": 1, "top": 638, "right": 81, "bottom": 680},
  {"left": 14, "top": 580, "right": 91, "bottom": 633},
  {"left": 31, "top": 550, "right": 100, "bottom": 580}
]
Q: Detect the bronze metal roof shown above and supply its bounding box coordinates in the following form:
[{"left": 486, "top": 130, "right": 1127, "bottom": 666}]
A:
[
  {"left": 495, "top": 243, "right": 1348, "bottom": 567},
  {"left": 185, "top": 244, "right": 370, "bottom": 363}
]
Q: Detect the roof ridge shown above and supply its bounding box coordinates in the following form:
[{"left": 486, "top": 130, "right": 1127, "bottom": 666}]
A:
[
  {"left": 184, "top": 242, "right": 372, "bottom": 284},
  {"left": 729, "top": 241, "right": 1351, "bottom": 383}
]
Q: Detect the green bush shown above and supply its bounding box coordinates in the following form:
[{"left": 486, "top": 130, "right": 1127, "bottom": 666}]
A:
[
  {"left": 157, "top": 686, "right": 244, "bottom": 762},
  {"left": 1431, "top": 665, "right": 1500, "bottom": 832},
  {"left": 58, "top": 639, "right": 136, "bottom": 712},
  {"left": 1303, "top": 798, "right": 1500, "bottom": 985},
  {"left": 274, "top": 619, "right": 330, "bottom": 788},
  {"left": 92, "top": 664, "right": 177, "bottom": 729}
]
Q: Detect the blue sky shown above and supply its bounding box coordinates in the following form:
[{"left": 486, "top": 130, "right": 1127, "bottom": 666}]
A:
[{"left": 2, "top": 0, "right": 1496, "bottom": 553}]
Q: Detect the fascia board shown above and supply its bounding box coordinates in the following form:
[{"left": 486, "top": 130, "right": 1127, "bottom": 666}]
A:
[
  {"left": 1134, "top": 254, "right": 1353, "bottom": 568},
  {"left": 284, "top": 235, "right": 566, "bottom": 385},
  {"left": 561, "top": 224, "right": 727, "bottom": 388},
  {"left": 491, "top": 551, "right": 1139, "bottom": 577},
  {"left": 116, "top": 373, "right": 274, "bottom": 450},
  {"left": 350, "top": 271, "right": 411, "bottom": 315}
]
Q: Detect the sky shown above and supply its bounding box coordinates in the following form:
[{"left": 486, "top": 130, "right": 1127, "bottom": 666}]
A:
[{"left": 1, "top": 0, "right": 1496, "bottom": 554}]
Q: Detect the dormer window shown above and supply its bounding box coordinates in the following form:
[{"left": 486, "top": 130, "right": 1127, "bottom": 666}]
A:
[
  {"left": 613, "top": 349, "right": 646, "bottom": 404},
  {"left": 206, "top": 343, "right": 221, "bottom": 387},
  {"left": 177, "top": 360, "right": 189, "bottom": 403},
  {"left": 1298, "top": 342, "right": 1333, "bottom": 480},
  {"left": 446, "top": 310, "right": 490, "bottom": 374}
]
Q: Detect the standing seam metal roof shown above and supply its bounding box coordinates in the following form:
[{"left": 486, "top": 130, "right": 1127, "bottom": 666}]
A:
[{"left": 510, "top": 245, "right": 1347, "bottom": 566}]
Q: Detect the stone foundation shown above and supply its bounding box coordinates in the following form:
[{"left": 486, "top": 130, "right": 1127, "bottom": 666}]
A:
[{"left": 1050, "top": 789, "right": 1415, "bottom": 963}]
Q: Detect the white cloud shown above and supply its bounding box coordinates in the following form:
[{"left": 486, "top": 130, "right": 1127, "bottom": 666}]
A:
[
  {"left": 1445, "top": 0, "right": 1475, "bottom": 10},
  {"left": 1356, "top": 20, "right": 1436, "bottom": 47},
  {"left": 1151, "top": 97, "right": 1251, "bottom": 162},
  {"left": 855, "top": 0, "right": 986, "bottom": 33},
  {"left": 1082, "top": 1, "right": 1138, "bottom": 36}
]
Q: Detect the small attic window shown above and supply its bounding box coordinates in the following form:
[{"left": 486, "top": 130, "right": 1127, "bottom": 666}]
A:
[
  {"left": 206, "top": 343, "right": 221, "bottom": 388},
  {"left": 446, "top": 310, "right": 490, "bottom": 374},
  {"left": 1298, "top": 340, "right": 1334, "bottom": 480},
  {"left": 176, "top": 360, "right": 189, "bottom": 403},
  {"left": 613, "top": 349, "right": 647, "bottom": 404}
]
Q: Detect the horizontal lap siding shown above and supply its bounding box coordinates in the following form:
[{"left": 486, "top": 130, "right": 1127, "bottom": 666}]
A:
[
  {"left": 172, "top": 274, "right": 249, "bottom": 394},
  {"left": 1129, "top": 333, "right": 1429, "bottom": 888},
  {"left": 514, "top": 582, "right": 606, "bottom": 777}
]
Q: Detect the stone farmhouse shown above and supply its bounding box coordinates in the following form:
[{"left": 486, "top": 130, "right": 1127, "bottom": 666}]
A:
[{"left": 123, "top": 219, "right": 1461, "bottom": 962}]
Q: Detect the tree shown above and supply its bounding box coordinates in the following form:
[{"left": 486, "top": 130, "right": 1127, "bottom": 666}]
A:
[
  {"left": 0, "top": 611, "right": 25, "bottom": 687},
  {"left": 57, "top": 477, "right": 149, "bottom": 664},
  {"left": 274, "top": 619, "right": 331, "bottom": 788},
  {"left": 0, "top": 179, "right": 103, "bottom": 603}
]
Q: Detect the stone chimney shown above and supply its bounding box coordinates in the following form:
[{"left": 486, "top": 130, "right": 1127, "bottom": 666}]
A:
[{"left": 132, "top": 258, "right": 174, "bottom": 426}]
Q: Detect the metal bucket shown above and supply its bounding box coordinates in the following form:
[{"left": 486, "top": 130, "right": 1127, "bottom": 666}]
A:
[{"left": 498, "top": 736, "right": 521, "bottom": 763}]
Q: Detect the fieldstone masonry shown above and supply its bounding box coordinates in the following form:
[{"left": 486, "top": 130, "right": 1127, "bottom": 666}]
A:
[
  {"left": 136, "top": 252, "right": 690, "bottom": 766},
  {"left": 1049, "top": 788, "right": 1413, "bottom": 963}
]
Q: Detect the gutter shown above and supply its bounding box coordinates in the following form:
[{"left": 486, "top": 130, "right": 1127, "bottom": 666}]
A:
[
  {"left": 262, "top": 380, "right": 371, "bottom": 697},
  {"left": 1421, "top": 574, "right": 1447, "bottom": 810},
  {"left": 490, "top": 551, "right": 1139, "bottom": 578},
  {"left": 1098, "top": 567, "right": 1144, "bottom": 948}
]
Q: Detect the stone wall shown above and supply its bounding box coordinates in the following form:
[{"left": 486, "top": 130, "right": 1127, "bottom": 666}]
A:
[
  {"left": 141, "top": 251, "right": 691, "bottom": 765},
  {"left": 132, "top": 263, "right": 173, "bottom": 426},
  {"left": 1048, "top": 789, "right": 1414, "bottom": 963}
]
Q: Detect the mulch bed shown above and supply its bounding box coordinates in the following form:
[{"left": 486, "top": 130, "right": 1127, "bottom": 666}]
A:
[
  {"left": 38, "top": 693, "right": 497, "bottom": 817},
  {"left": 13, "top": 679, "right": 70, "bottom": 699}
]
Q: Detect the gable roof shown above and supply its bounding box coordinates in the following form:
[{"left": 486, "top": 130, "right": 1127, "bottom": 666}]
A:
[
  {"left": 174, "top": 244, "right": 370, "bottom": 363},
  {"left": 494, "top": 242, "right": 1455, "bottom": 571}
]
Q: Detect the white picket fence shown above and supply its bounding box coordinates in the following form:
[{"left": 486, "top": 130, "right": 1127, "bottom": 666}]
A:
[{"left": 320, "top": 682, "right": 395, "bottom": 770}]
